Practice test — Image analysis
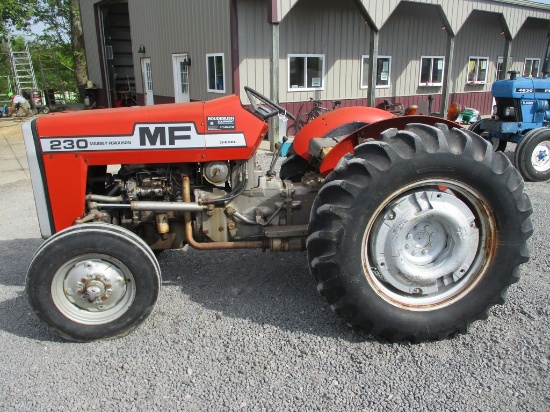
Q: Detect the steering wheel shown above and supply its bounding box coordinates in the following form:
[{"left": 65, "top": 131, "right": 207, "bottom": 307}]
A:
[{"left": 244, "top": 86, "right": 295, "bottom": 121}]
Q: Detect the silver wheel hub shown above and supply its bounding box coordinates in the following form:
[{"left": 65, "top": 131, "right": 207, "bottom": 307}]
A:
[
  {"left": 370, "top": 190, "right": 479, "bottom": 297},
  {"left": 63, "top": 260, "right": 127, "bottom": 311},
  {"left": 531, "top": 141, "right": 550, "bottom": 172},
  {"left": 52, "top": 255, "right": 135, "bottom": 325}
]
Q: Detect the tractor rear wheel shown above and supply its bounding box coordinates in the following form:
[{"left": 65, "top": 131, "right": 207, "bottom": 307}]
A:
[
  {"left": 307, "top": 124, "right": 532, "bottom": 342},
  {"left": 469, "top": 120, "right": 507, "bottom": 151},
  {"left": 26, "top": 224, "right": 161, "bottom": 342},
  {"left": 514, "top": 128, "right": 550, "bottom": 181}
]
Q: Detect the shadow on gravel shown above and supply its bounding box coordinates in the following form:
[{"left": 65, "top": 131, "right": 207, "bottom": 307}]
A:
[
  {"left": 0, "top": 238, "right": 59, "bottom": 341},
  {"left": 0, "top": 238, "right": 43, "bottom": 287},
  {"left": 159, "top": 247, "right": 371, "bottom": 343},
  {"left": 0, "top": 238, "right": 372, "bottom": 343}
]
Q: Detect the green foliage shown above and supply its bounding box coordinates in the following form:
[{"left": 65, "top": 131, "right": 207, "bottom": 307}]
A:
[
  {"left": 1, "top": 0, "right": 86, "bottom": 101},
  {"left": 0, "top": 1, "right": 36, "bottom": 36}
]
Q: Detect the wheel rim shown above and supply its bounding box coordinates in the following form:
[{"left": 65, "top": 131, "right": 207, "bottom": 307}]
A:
[
  {"left": 51, "top": 254, "right": 136, "bottom": 324},
  {"left": 363, "top": 180, "right": 495, "bottom": 310},
  {"left": 530, "top": 140, "right": 550, "bottom": 172}
]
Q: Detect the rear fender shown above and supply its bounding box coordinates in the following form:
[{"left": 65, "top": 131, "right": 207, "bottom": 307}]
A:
[
  {"left": 319, "top": 115, "right": 463, "bottom": 176},
  {"left": 292, "top": 107, "right": 394, "bottom": 161}
]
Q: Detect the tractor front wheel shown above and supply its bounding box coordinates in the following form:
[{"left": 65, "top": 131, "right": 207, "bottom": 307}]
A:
[
  {"left": 514, "top": 128, "right": 550, "bottom": 181},
  {"left": 307, "top": 124, "right": 532, "bottom": 342},
  {"left": 469, "top": 120, "right": 507, "bottom": 152},
  {"left": 26, "top": 224, "right": 161, "bottom": 342}
]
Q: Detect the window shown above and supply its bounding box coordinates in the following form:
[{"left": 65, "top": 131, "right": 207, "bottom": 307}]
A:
[
  {"left": 420, "top": 56, "right": 444, "bottom": 86},
  {"left": 179, "top": 62, "right": 189, "bottom": 95},
  {"left": 361, "top": 56, "right": 391, "bottom": 89},
  {"left": 524, "top": 58, "right": 540, "bottom": 77},
  {"left": 288, "top": 54, "right": 325, "bottom": 91},
  {"left": 207, "top": 53, "right": 225, "bottom": 93},
  {"left": 467, "top": 57, "right": 489, "bottom": 84},
  {"left": 496, "top": 56, "right": 504, "bottom": 80}
]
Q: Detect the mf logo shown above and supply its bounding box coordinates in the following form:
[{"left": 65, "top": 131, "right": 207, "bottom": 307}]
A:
[{"left": 138, "top": 125, "right": 192, "bottom": 146}]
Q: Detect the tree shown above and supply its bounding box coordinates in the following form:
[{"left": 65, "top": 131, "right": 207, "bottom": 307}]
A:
[
  {"left": 1, "top": 0, "right": 87, "bottom": 100},
  {"left": 0, "top": 1, "right": 35, "bottom": 37},
  {"left": 33, "top": 0, "right": 88, "bottom": 87}
]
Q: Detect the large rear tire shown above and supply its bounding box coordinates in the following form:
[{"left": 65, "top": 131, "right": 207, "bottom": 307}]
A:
[
  {"left": 307, "top": 124, "right": 532, "bottom": 342},
  {"left": 514, "top": 128, "right": 550, "bottom": 182},
  {"left": 26, "top": 224, "right": 161, "bottom": 342}
]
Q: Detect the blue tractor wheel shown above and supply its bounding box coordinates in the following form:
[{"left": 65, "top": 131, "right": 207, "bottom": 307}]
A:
[
  {"left": 514, "top": 128, "right": 550, "bottom": 182},
  {"left": 469, "top": 120, "right": 507, "bottom": 152}
]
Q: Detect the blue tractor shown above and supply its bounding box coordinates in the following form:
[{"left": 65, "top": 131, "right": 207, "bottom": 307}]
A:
[{"left": 470, "top": 71, "right": 550, "bottom": 182}]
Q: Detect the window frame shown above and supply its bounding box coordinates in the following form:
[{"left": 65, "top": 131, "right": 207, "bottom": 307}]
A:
[
  {"left": 466, "top": 56, "right": 489, "bottom": 85},
  {"left": 287, "top": 54, "right": 326, "bottom": 92},
  {"left": 419, "top": 56, "right": 445, "bottom": 86},
  {"left": 360, "top": 55, "right": 392, "bottom": 89},
  {"left": 206, "top": 53, "right": 225, "bottom": 93},
  {"left": 524, "top": 58, "right": 540, "bottom": 78}
]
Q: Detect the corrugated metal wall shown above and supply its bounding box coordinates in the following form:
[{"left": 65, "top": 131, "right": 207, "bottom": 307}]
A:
[
  {"left": 379, "top": 2, "right": 447, "bottom": 99},
  {"left": 79, "top": 0, "right": 549, "bottom": 113},
  {"left": 279, "top": 0, "right": 370, "bottom": 103},
  {"left": 452, "top": 11, "right": 506, "bottom": 92},
  {"left": 509, "top": 17, "right": 549, "bottom": 73},
  {"left": 79, "top": 0, "right": 232, "bottom": 102},
  {"left": 236, "top": 0, "right": 272, "bottom": 98},
  {"left": 128, "top": 0, "right": 232, "bottom": 101}
]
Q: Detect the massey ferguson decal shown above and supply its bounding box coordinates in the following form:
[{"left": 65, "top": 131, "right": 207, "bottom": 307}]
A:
[{"left": 40, "top": 122, "right": 246, "bottom": 153}]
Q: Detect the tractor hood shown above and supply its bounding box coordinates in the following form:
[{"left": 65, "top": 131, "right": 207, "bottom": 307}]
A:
[{"left": 33, "top": 94, "right": 268, "bottom": 163}]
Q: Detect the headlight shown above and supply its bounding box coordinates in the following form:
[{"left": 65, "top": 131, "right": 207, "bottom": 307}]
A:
[
  {"left": 492, "top": 105, "right": 498, "bottom": 116},
  {"left": 504, "top": 107, "right": 515, "bottom": 117}
]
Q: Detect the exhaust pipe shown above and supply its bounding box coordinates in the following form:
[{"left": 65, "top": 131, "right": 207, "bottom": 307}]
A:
[{"left": 542, "top": 33, "right": 550, "bottom": 78}]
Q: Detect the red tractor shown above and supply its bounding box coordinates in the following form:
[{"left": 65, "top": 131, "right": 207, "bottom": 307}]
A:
[{"left": 23, "top": 87, "right": 532, "bottom": 342}]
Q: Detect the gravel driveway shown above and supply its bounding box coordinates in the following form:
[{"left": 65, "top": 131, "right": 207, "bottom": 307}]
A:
[{"left": 0, "top": 148, "right": 548, "bottom": 411}]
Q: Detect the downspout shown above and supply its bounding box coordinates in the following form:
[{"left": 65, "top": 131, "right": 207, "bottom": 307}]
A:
[
  {"left": 269, "top": 0, "right": 280, "bottom": 152},
  {"left": 368, "top": 29, "right": 379, "bottom": 108},
  {"left": 440, "top": 28, "right": 454, "bottom": 118}
]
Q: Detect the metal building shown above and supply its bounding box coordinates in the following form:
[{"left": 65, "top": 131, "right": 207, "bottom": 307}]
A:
[{"left": 79, "top": 0, "right": 550, "bottom": 117}]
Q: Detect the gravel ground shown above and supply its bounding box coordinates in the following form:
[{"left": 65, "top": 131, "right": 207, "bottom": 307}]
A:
[{"left": 0, "top": 150, "right": 548, "bottom": 411}]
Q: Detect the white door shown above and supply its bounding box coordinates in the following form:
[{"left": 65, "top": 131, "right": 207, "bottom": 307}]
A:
[
  {"left": 173, "top": 54, "right": 190, "bottom": 103},
  {"left": 141, "top": 57, "right": 154, "bottom": 105}
]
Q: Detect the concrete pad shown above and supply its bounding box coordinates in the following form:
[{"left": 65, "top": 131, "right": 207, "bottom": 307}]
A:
[
  {"left": 0, "top": 149, "right": 16, "bottom": 160},
  {"left": 0, "top": 169, "right": 28, "bottom": 185},
  {"left": 16, "top": 155, "right": 29, "bottom": 170},
  {"left": 0, "top": 158, "right": 22, "bottom": 172},
  {"left": 9, "top": 143, "right": 27, "bottom": 157}
]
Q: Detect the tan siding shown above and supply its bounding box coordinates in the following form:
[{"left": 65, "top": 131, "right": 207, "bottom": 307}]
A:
[
  {"left": 128, "top": 0, "right": 232, "bottom": 101},
  {"left": 360, "top": 0, "right": 401, "bottom": 30},
  {"left": 277, "top": 0, "right": 300, "bottom": 21},
  {"left": 381, "top": 2, "right": 448, "bottom": 98},
  {"left": 409, "top": 0, "right": 550, "bottom": 36},
  {"left": 80, "top": 0, "right": 550, "bottom": 109},
  {"left": 237, "top": 0, "right": 271, "bottom": 99},
  {"left": 278, "top": 0, "right": 370, "bottom": 103},
  {"left": 510, "top": 18, "right": 549, "bottom": 75},
  {"left": 452, "top": 11, "right": 506, "bottom": 94}
]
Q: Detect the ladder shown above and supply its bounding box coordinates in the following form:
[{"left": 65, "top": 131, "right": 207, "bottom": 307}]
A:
[
  {"left": 9, "top": 38, "right": 37, "bottom": 93},
  {"left": 0, "top": 76, "right": 13, "bottom": 109}
]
